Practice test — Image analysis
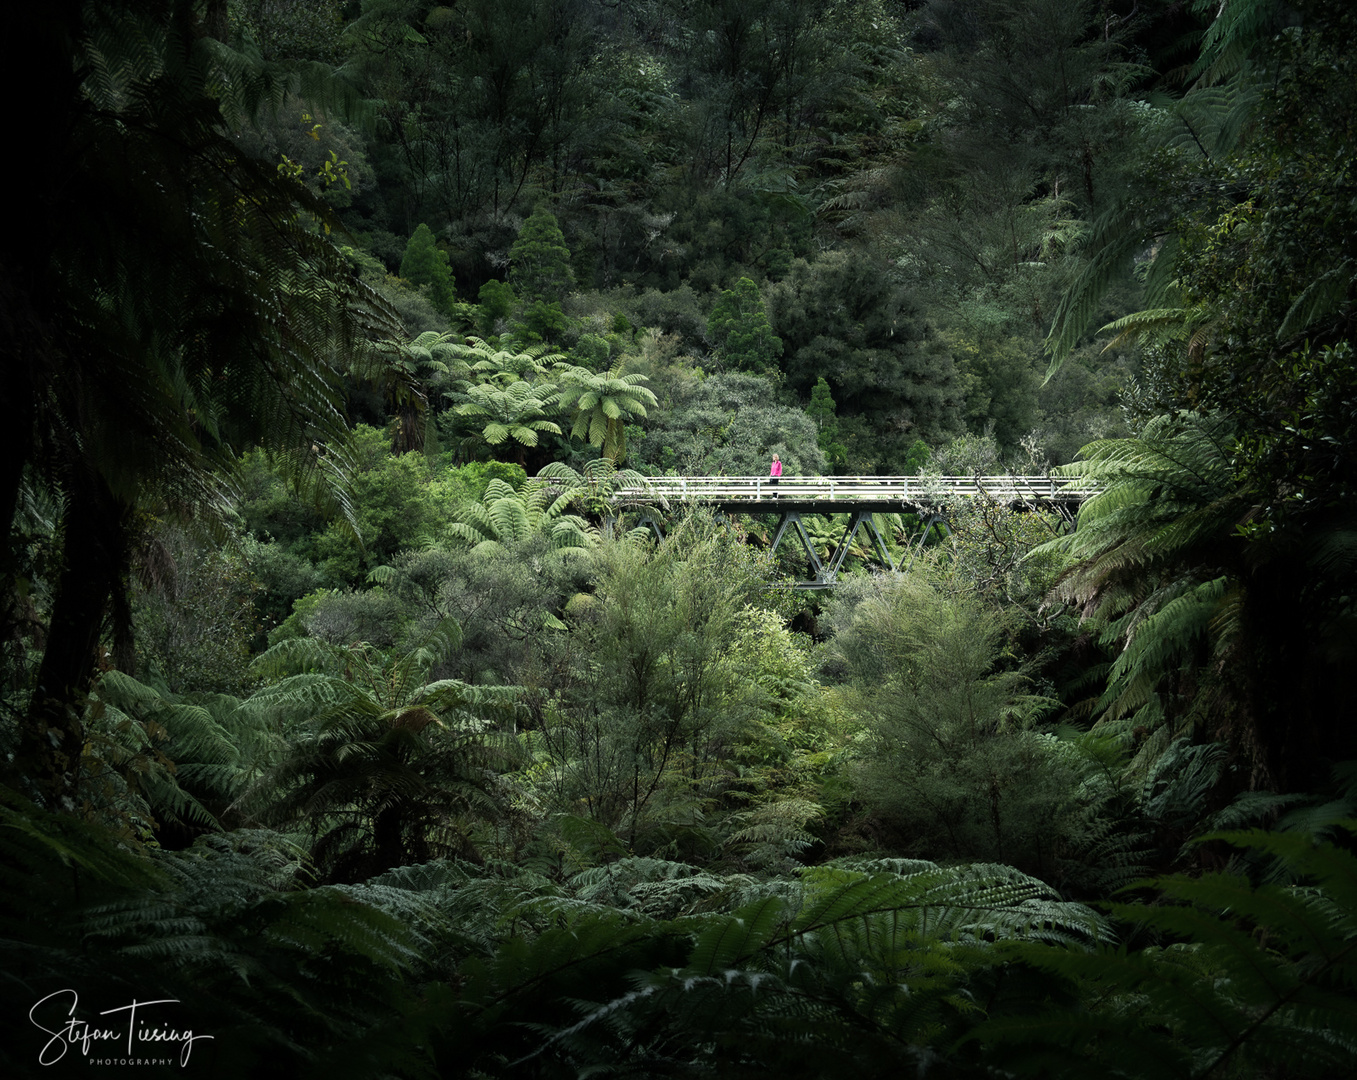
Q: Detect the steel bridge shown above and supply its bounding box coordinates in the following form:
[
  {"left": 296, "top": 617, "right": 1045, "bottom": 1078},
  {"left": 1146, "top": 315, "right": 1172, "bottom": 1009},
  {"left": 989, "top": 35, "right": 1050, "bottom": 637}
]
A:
[{"left": 609, "top": 475, "right": 1094, "bottom": 588}]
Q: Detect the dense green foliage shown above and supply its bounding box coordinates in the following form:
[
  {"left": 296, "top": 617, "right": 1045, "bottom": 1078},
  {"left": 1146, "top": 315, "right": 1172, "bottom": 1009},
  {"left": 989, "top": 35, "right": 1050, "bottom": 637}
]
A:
[
  {"left": 3, "top": 1, "right": 1356, "bottom": 1076},
  {"left": 399, "top": 223, "right": 458, "bottom": 318},
  {"left": 708, "top": 276, "right": 784, "bottom": 374}
]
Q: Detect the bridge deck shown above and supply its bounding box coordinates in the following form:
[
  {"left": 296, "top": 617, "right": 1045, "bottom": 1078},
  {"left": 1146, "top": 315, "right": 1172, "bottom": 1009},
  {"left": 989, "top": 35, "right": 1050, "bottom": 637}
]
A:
[{"left": 613, "top": 475, "right": 1092, "bottom": 512}]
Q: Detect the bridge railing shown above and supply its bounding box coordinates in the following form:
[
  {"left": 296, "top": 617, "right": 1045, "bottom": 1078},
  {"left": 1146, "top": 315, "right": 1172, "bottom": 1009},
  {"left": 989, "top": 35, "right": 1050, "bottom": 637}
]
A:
[{"left": 612, "top": 475, "right": 1096, "bottom": 503}]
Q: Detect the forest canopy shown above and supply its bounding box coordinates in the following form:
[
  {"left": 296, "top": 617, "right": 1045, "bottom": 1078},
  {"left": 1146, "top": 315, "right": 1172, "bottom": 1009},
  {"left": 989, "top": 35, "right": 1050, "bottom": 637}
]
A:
[{"left": 2, "top": 1, "right": 1356, "bottom": 1077}]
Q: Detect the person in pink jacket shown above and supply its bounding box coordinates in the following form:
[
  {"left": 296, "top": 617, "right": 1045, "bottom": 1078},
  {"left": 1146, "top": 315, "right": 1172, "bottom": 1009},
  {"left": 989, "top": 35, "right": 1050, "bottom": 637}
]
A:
[{"left": 769, "top": 453, "right": 783, "bottom": 492}]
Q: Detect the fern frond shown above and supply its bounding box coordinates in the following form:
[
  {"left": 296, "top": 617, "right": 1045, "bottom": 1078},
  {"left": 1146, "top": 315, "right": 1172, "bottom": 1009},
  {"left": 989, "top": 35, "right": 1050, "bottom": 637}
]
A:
[
  {"left": 687, "top": 895, "right": 788, "bottom": 975},
  {"left": 1277, "top": 257, "right": 1355, "bottom": 343},
  {"left": 1044, "top": 203, "right": 1146, "bottom": 371},
  {"left": 976, "top": 823, "right": 1357, "bottom": 1077},
  {"left": 1099, "top": 306, "right": 1203, "bottom": 352}
]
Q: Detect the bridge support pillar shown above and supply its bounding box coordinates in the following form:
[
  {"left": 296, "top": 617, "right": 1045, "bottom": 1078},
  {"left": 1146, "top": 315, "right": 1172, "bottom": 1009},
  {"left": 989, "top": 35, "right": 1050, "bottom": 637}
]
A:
[
  {"left": 633, "top": 512, "right": 666, "bottom": 544},
  {"left": 769, "top": 512, "right": 827, "bottom": 582},
  {"left": 905, "top": 513, "right": 946, "bottom": 572},
  {"left": 842, "top": 509, "right": 897, "bottom": 575}
]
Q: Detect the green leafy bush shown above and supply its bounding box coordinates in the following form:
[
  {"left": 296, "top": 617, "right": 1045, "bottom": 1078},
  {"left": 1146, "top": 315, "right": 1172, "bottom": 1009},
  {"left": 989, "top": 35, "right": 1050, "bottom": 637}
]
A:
[{"left": 825, "top": 572, "right": 1079, "bottom": 876}]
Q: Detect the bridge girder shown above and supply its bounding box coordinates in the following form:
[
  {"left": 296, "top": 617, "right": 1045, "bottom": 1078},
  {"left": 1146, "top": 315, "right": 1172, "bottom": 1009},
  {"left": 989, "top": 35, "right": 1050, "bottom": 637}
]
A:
[{"left": 596, "top": 475, "right": 1089, "bottom": 588}]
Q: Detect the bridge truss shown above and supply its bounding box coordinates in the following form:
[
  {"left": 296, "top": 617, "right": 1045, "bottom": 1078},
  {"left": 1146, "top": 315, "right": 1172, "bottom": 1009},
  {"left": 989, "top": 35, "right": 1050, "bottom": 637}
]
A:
[{"left": 608, "top": 475, "right": 1094, "bottom": 588}]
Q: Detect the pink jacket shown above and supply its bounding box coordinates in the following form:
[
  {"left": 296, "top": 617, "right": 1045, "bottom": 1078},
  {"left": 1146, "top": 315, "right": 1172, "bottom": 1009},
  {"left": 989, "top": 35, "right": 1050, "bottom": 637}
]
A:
[{"left": 770, "top": 459, "right": 783, "bottom": 478}]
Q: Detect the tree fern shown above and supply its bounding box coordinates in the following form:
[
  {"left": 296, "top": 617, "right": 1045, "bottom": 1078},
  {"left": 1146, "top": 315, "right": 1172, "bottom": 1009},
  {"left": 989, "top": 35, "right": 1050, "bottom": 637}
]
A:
[
  {"left": 538, "top": 457, "right": 657, "bottom": 526},
  {"left": 12, "top": 0, "right": 404, "bottom": 802},
  {"left": 450, "top": 336, "right": 564, "bottom": 385},
  {"left": 454, "top": 380, "right": 563, "bottom": 453},
  {"left": 553, "top": 362, "right": 659, "bottom": 462},
  {"left": 1037, "top": 412, "right": 1248, "bottom": 757},
  {"left": 445, "top": 474, "right": 598, "bottom": 556},
  {"left": 240, "top": 624, "right": 523, "bottom": 881}
]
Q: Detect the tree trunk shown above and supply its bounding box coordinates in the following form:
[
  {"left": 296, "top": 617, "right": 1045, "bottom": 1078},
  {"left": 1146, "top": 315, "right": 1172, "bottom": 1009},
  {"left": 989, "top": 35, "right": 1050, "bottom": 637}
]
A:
[
  {"left": 0, "top": 277, "right": 40, "bottom": 544},
  {"left": 23, "top": 469, "right": 126, "bottom": 806}
]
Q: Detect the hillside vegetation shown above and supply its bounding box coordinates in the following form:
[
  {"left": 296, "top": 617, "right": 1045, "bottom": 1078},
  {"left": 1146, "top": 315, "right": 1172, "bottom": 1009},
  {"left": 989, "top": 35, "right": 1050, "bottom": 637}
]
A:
[{"left": 2, "top": 1, "right": 1356, "bottom": 1076}]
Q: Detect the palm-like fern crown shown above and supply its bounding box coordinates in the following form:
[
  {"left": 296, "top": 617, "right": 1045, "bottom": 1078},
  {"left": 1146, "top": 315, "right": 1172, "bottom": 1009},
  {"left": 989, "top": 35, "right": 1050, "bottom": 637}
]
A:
[
  {"left": 538, "top": 458, "right": 654, "bottom": 514},
  {"left": 451, "top": 336, "right": 564, "bottom": 384},
  {"left": 554, "top": 362, "right": 659, "bottom": 460},
  {"left": 11, "top": 1, "right": 416, "bottom": 800},
  {"left": 455, "top": 380, "right": 563, "bottom": 447},
  {"left": 1048, "top": 411, "right": 1240, "bottom": 605},
  {"left": 359, "top": 330, "right": 467, "bottom": 394},
  {"left": 237, "top": 621, "right": 523, "bottom": 878},
  {"left": 447, "top": 476, "right": 598, "bottom": 555}
]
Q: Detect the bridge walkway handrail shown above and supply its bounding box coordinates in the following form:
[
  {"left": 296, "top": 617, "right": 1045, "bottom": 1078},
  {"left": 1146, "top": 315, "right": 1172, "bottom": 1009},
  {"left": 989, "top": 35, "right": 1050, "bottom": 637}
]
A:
[{"left": 610, "top": 475, "right": 1097, "bottom": 503}]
